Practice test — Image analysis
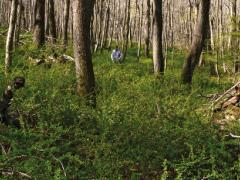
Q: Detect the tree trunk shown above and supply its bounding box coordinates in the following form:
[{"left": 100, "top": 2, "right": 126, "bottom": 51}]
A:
[
  {"left": 63, "top": 0, "right": 70, "bottom": 51},
  {"left": 33, "top": 0, "right": 45, "bottom": 48},
  {"left": 181, "top": 0, "right": 211, "bottom": 84},
  {"left": 122, "top": 0, "right": 131, "bottom": 62},
  {"left": 100, "top": 0, "right": 110, "bottom": 50},
  {"left": 144, "top": 0, "right": 151, "bottom": 57},
  {"left": 15, "top": 0, "right": 23, "bottom": 48},
  {"left": 94, "top": 0, "right": 103, "bottom": 52},
  {"left": 72, "top": 0, "right": 96, "bottom": 107},
  {"left": 188, "top": 0, "right": 193, "bottom": 44},
  {"left": 152, "top": 0, "right": 164, "bottom": 75},
  {"left": 5, "top": 0, "right": 18, "bottom": 74},
  {"left": 210, "top": 61, "right": 219, "bottom": 77},
  {"left": 137, "top": 1, "right": 143, "bottom": 62},
  {"left": 228, "top": 0, "right": 237, "bottom": 50},
  {"left": 107, "top": 0, "right": 116, "bottom": 50},
  {"left": 48, "top": 0, "right": 57, "bottom": 43}
]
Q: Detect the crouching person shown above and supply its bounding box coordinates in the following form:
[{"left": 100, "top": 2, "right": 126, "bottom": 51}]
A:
[{"left": 111, "top": 46, "right": 122, "bottom": 63}]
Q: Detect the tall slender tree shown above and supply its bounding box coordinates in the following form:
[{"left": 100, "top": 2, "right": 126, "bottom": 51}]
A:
[
  {"left": 63, "top": 0, "right": 70, "bottom": 51},
  {"left": 15, "top": 0, "right": 23, "bottom": 47},
  {"left": 228, "top": 0, "right": 237, "bottom": 50},
  {"left": 122, "top": 0, "right": 131, "bottom": 62},
  {"left": 182, "top": 0, "right": 211, "bottom": 84},
  {"left": 72, "top": 0, "right": 96, "bottom": 107},
  {"left": 48, "top": 0, "right": 57, "bottom": 43},
  {"left": 144, "top": 0, "right": 151, "bottom": 57},
  {"left": 5, "top": 0, "right": 18, "bottom": 74},
  {"left": 152, "top": 0, "right": 164, "bottom": 74},
  {"left": 33, "top": 0, "right": 45, "bottom": 48}
]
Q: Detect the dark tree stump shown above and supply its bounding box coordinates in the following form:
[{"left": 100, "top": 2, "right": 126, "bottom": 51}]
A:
[{"left": 0, "top": 77, "right": 25, "bottom": 126}]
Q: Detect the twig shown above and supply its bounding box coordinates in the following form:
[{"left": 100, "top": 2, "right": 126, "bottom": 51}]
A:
[
  {"left": 2, "top": 170, "right": 32, "bottom": 179},
  {"left": 0, "top": 143, "right": 7, "bottom": 155},
  {"left": 52, "top": 156, "right": 67, "bottom": 177},
  {"left": 156, "top": 103, "right": 160, "bottom": 115},
  {"left": 16, "top": 171, "right": 33, "bottom": 179},
  {"left": 197, "top": 93, "right": 220, "bottom": 100}
]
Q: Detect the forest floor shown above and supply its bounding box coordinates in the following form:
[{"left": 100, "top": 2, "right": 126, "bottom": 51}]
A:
[{"left": 0, "top": 28, "right": 239, "bottom": 179}]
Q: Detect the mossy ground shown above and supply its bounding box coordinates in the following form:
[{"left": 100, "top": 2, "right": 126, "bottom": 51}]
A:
[{"left": 0, "top": 29, "right": 239, "bottom": 179}]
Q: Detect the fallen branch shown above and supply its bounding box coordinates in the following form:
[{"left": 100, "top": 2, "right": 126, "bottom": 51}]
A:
[
  {"left": 229, "top": 133, "right": 240, "bottom": 139},
  {"left": 16, "top": 171, "right": 33, "bottom": 179},
  {"left": 211, "top": 81, "right": 240, "bottom": 108}
]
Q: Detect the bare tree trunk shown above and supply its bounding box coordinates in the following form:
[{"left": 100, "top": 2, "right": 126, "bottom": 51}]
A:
[
  {"left": 144, "top": 0, "right": 151, "bottom": 57},
  {"left": 94, "top": 0, "right": 103, "bottom": 52},
  {"left": 72, "top": 0, "right": 96, "bottom": 107},
  {"left": 33, "top": 0, "right": 45, "bottom": 48},
  {"left": 122, "top": 0, "right": 131, "bottom": 62},
  {"left": 100, "top": 0, "right": 110, "bottom": 50},
  {"left": 137, "top": 0, "right": 143, "bottom": 62},
  {"left": 181, "top": 0, "right": 211, "bottom": 84},
  {"left": 15, "top": 0, "right": 23, "bottom": 47},
  {"left": 49, "top": 0, "right": 57, "bottom": 43},
  {"left": 5, "top": 0, "right": 18, "bottom": 74},
  {"left": 63, "top": 0, "right": 70, "bottom": 51},
  {"left": 152, "top": 0, "right": 164, "bottom": 75},
  {"left": 228, "top": 0, "right": 237, "bottom": 50},
  {"left": 209, "top": 17, "right": 215, "bottom": 51},
  {"left": 45, "top": 0, "right": 49, "bottom": 36},
  {"left": 107, "top": 0, "right": 116, "bottom": 50}
]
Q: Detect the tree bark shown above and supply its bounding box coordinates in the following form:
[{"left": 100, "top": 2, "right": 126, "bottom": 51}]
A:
[
  {"left": 48, "top": 0, "right": 57, "bottom": 43},
  {"left": 33, "top": 0, "right": 45, "bottom": 48},
  {"left": 15, "top": 0, "right": 23, "bottom": 47},
  {"left": 228, "top": 0, "right": 237, "bottom": 50},
  {"left": 94, "top": 0, "right": 103, "bottom": 52},
  {"left": 100, "top": 0, "right": 110, "bottom": 50},
  {"left": 72, "top": 0, "right": 96, "bottom": 107},
  {"left": 137, "top": 1, "right": 143, "bottom": 62},
  {"left": 63, "top": 0, "right": 70, "bottom": 51},
  {"left": 107, "top": 0, "right": 116, "bottom": 50},
  {"left": 5, "top": 0, "right": 18, "bottom": 74},
  {"left": 152, "top": 0, "right": 164, "bottom": 75},
  {"left": 144, "top": 0, "right": 151, "bottom": 57},
  {"left": 181, "top": 0, "right": 211, "bottom": 84},
  {"left": 122, "top": 0, "right": 131, "bottom": 62}
]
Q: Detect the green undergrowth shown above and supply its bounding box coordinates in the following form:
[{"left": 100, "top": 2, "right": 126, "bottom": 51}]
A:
[{"left": 0, "top": 29, "right": 239, "bottom": 179}]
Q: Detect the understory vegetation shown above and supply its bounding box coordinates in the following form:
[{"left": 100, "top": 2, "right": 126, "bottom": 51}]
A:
[{"left": 0, "top": 29, "right": 240, "bottom": 179}]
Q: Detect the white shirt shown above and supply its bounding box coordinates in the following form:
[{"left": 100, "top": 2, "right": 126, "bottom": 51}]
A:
[{"left": 111, "top": 49, "right": 122, "bottom": 60}]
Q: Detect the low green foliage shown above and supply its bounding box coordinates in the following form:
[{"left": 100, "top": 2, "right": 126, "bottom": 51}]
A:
[{"left": 0, "top": 29, "right": 239, "bottom": 179}]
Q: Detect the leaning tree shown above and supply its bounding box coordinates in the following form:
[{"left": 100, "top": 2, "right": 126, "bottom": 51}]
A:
[{"left": 182, "top": 0, "right": 211, "bottom": 84}]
